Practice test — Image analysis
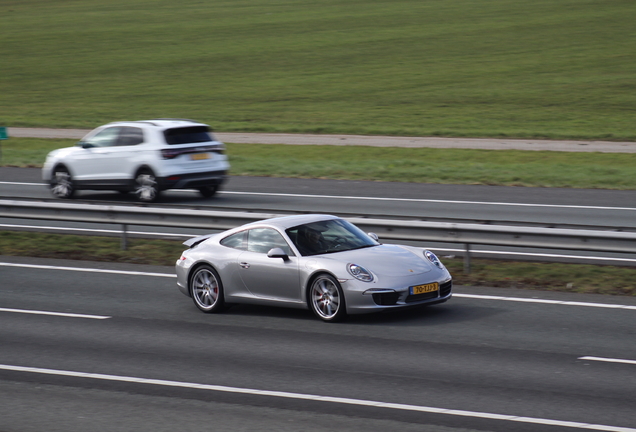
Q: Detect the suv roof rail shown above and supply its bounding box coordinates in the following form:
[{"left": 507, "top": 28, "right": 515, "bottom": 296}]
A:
[
  {"left": 150, "top": 118, "right": 199, "bottom": 123},
  {"left": 105, "top": 119, "right": 207, "bottom": 127}
]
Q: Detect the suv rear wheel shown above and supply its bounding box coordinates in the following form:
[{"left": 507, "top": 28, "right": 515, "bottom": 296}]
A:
[
  {"left": 198, "top": 185, "right": 218, "bottom": 198},
  {"left": 135, "top": 170, "right": 160, "bottom": 203}
]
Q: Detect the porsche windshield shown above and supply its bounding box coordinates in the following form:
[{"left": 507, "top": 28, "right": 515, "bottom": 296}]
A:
[{"left": 286, "top": 219, "right": 379, "bottom": 256}]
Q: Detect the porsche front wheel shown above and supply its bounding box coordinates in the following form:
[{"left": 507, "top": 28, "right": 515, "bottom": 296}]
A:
[{"left": 309, "top": 274, "right": 346, "bottom": 322}]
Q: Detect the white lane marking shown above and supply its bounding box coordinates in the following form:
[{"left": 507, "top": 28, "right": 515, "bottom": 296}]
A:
[
  {"left": 453, "top": 294, "right": 636, "bottom": 310},
  {"left": 579, "top": 356, "right": 636, "bottom": 365},
  {"left": 0, "top": 223, "right": 195, "bottom": 239},
  {"left": 0, "top": 364, "right": 633, "bottom": 432},
  {"left": 1, "top": 180, "right": 635, "bottom": 211},
  {"left": 433, "top": 247, "right": 636, "bottom": 264},
  {"left": 0, "top": 262, "right": 176, "bottom": 278},
  {"left": 3, "top": 262, "right": 635, "bottom": 310},
  {"left": 221, "top": 191, "right": 636, "bottom": 212},
  {"left": 0, "top": 308, "right": 110, "bottom": 320}
]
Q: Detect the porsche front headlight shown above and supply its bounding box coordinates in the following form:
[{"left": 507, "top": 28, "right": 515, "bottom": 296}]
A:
[
  {"left": 424, "top": 250, "right": 445, "bottom": 269},
  {"left": 348, "top": 263, "right": 373, "bottom": 282}
]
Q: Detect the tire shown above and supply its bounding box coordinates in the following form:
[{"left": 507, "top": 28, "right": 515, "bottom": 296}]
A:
[
  {"left": 134, "top": 170, "right": 160, "bottom": 203},
  {"left": 198, "top": 185, "right": 218, "bottom": 198},
  {"left": 190, "top": 265, "right": 225, "bottom": 313},
  {"left": 50, "top": 166, "right": 75, "bottom": 199},
  {"left": 308, "top": 274, "right": 346, "bottom": 322}
]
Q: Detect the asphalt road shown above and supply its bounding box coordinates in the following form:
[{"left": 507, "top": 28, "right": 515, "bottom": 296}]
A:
[{"left": 1, "top": 256, "right": 635, "bottom": 432}]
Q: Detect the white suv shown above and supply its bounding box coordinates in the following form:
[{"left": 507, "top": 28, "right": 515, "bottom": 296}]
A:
[{"left": 42, "top": 119, "right": 230, "bottom": 202}]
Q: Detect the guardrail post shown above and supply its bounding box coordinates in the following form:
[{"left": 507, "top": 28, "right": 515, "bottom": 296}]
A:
[
  {"left": 464, "top": 243, "right": 471, "bottom": 274},
  {"left": 121, "top": 224, "right": 128, "bottom": 250}
]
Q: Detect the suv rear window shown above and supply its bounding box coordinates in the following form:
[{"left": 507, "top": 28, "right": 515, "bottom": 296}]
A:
[{"left": 164, "top": 126, "right": 214, "bottom": 145}]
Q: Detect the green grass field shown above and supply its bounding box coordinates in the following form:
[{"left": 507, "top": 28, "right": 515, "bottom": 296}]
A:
[{"left": 1, "top": 0, "right": 635, "bottom": 140}]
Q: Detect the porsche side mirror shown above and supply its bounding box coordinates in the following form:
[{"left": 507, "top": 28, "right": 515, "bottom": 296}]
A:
[
  {"left": 267, "top": 248, "right": 289, "bottom": 260},
  {"left": 367, "top": 232, "right": 379, "bottom": 241}
]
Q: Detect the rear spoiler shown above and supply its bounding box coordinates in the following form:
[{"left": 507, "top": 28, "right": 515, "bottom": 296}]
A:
[{"left": 183, "top": 233, "right": 215, "bottom": 248}]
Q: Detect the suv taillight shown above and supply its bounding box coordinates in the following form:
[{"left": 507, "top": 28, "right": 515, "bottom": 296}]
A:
[
  {"left": 161, "top": 149, "right": 181, "bottom": 159},
  {"left": 160, "top": 145, "right": 225, "bottom": 159}
]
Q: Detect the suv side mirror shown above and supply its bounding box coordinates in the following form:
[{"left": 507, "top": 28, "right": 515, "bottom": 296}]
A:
[{"left": 267, "top": 248, "right": 289, "bottom": 260}]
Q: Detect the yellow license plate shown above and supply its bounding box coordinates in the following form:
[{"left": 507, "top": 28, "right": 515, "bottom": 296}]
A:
[
  {"left": 190, "top": 153, "right": 210, "bottom": 160},
  {"left": 410, "top": 283, "right": 439, "bottom": 295}
]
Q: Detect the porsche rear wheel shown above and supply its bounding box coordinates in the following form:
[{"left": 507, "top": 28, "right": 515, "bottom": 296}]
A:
[
  {"left": 190, "top": 265, "right": 225, "bottom": 313},
  {"left": 309, "top": 274, "right": 346, "bottom": 322}
]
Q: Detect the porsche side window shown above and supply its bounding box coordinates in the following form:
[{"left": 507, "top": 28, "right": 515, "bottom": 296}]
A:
[
  {"left": 246, "top": 228, "right": 293, "bottom": 255},
  {"left": 220, "top": 231, "right": 247, "bottom": 250}
]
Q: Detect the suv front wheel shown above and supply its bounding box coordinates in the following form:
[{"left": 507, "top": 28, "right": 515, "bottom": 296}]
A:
[{"left": 50, "top": 166, "right": 75, "bottom": 199}]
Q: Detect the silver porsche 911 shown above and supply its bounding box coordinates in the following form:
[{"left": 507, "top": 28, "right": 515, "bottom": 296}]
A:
[{"left": 175, "top": 214, "right": 452, "bottom": 322}]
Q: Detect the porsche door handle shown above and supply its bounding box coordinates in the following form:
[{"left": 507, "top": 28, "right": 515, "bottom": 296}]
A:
[{"left": 239, "top": 262, "right": 250, "bottom": 269}]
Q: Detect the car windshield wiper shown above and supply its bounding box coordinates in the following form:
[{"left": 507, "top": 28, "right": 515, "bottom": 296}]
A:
[
  {"left": 338, "top": 244, "right": 378, "bottom": 252},
  {"left": 355, "top": 244, "right": 379, "bottom": 250}
]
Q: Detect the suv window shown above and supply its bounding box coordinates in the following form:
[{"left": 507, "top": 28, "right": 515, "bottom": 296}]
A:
[
  {"left": 85, "top": 127, "right": 121, "bottom": 148},
  {"left": 164, "top": 126, "right": 214, "bottom": 145},
  {"left": 246, "top": 228, "right": 293, "bottom": 255},
  {"left": 117, "top": 127, "right": 144, "bottom": 146}
]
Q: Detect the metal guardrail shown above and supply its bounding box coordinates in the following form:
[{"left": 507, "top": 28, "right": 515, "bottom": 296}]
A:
[{"left": 1, "top": 199, "right": 635, "bottom": 271}]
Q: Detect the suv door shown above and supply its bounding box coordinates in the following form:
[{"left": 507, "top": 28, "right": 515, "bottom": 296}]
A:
[
  {"left": 72, "top": 127, "right": 123, "bottom": 184},
  {"left": 111, "top": 126, "right": 145, "bottom": 183},
  {"left": 73, "top": 126, "right": 144, "bottom": 187}
]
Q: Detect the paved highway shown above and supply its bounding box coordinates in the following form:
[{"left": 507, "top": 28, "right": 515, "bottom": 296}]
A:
[{"left": 1, "top": 256, "right": 635, "bottom": 431}]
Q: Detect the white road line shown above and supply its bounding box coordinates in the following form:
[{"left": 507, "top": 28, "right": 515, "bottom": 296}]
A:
[
  {"left": 0, "top": 262, "right": 176, "bottom": 278},
  {"left": 453, "top": 294, "right": 636, "bottom": 310},
  {"left": 0, "top": 364, "right": 633, "bottom": 432},
  {"left": 579, "top": 356, "right": 636, "bottom": 365},
  {"left": 221, "top": 191, "right": 636, "bottom": 212},
  {"left": 3, "top": 262, "right": 635, "bottom": 310},
  {"left": 0, "top": 308, "right": 110, "bottom": 320},
  {"left": 434, "top": 247, "right": 636, "bottom": 264},
  {"left": 1, "top": 180, "right": 635, "bottom": 211}
]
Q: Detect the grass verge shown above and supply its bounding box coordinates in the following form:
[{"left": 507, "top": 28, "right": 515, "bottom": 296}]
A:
[
  {"left": 1, "top": 0, "right": 635, "bottom": 140},
  {"left": 1, "top": 232, "right": 635, "bottom": 296}
]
